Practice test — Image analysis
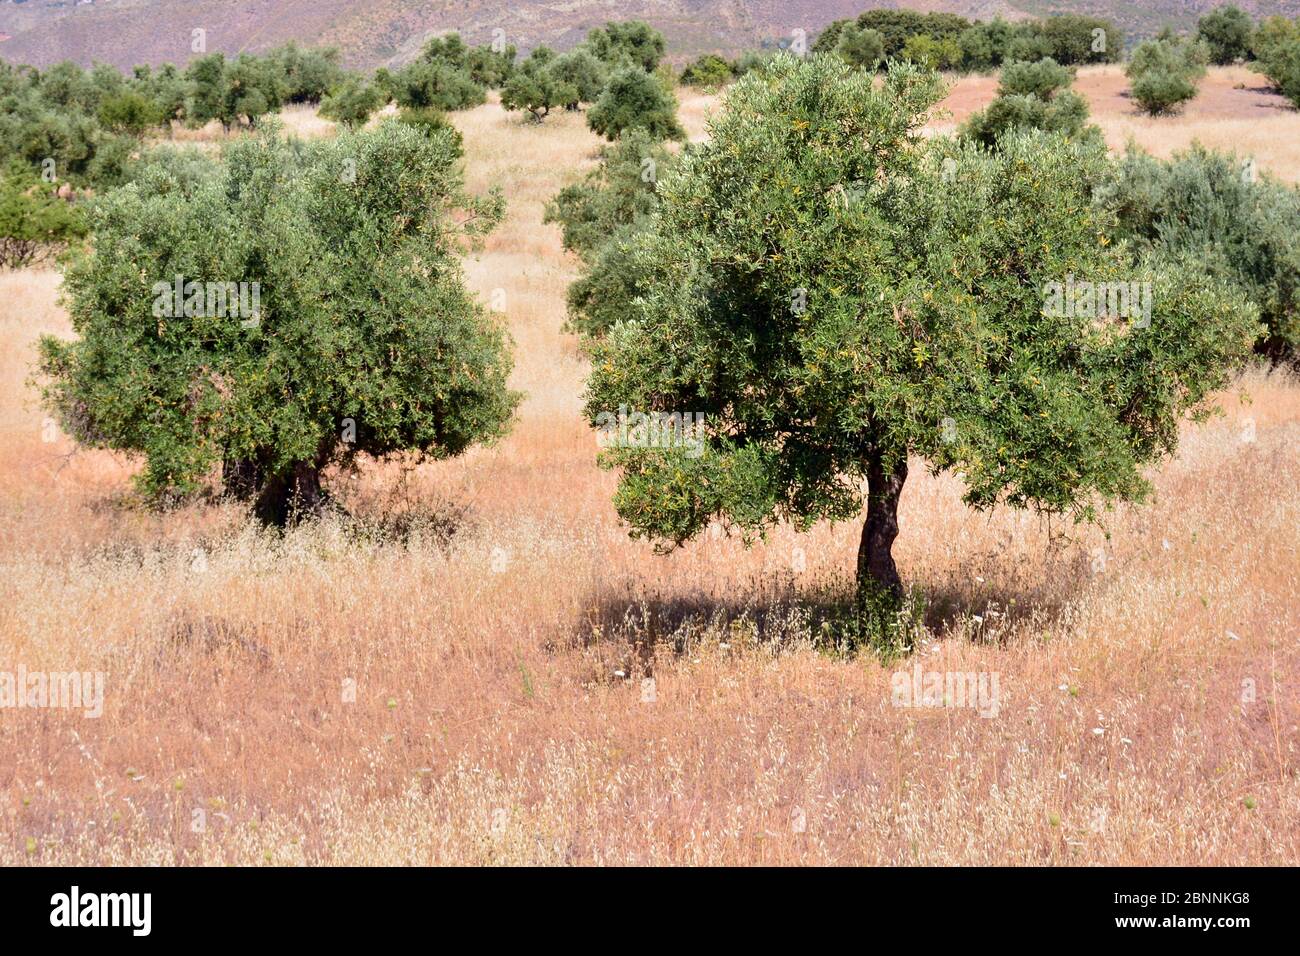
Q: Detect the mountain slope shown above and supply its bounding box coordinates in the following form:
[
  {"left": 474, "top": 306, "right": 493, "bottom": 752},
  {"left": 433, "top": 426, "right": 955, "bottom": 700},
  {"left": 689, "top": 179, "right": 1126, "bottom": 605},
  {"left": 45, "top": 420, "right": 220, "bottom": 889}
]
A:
[{"left": 1, "top": 0, "right": 1299, "bottom": 70}]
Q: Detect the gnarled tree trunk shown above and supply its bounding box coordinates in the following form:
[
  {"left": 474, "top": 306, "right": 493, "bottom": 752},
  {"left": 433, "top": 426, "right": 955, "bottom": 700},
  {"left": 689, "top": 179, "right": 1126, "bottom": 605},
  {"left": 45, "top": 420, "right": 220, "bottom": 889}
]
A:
[
  {"left": 253, "top": 460, "right": 328, "bottom": 527},
  {"left": 222, "top": 455, "right": 264, "bottom": 501},
  {"left": 856, "top": 452, "right": 908, "bottom": 635}
]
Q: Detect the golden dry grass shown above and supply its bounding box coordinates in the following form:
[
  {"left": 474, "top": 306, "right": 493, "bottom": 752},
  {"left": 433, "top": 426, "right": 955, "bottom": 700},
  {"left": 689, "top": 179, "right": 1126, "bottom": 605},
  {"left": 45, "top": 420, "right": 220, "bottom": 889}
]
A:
[{"left": 0, "top": 71, "right": 1297, "bottom": 866}]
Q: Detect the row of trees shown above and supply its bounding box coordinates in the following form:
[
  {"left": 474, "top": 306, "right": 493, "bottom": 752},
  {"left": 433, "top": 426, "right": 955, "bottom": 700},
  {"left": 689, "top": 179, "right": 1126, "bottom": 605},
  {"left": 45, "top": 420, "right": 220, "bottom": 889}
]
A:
[
  {"left": 677, "top": 6, "right": 1300, "bottom": 117},
  {"left": 811, "top": 10, "right": 1121, "bottom": 73},
  {"left": 498, "top": 21, "right": 684, "bottom": 142},
  {"left": 0, "top": 44, "right": 346, "bottom": 191}
]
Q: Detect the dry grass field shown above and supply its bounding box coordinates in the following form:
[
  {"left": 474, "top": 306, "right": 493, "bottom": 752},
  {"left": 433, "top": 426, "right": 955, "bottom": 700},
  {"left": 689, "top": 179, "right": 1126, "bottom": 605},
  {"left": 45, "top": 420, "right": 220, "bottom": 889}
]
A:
[{"left": 1, "top": 67, "right": 1297, "bottom": 865}]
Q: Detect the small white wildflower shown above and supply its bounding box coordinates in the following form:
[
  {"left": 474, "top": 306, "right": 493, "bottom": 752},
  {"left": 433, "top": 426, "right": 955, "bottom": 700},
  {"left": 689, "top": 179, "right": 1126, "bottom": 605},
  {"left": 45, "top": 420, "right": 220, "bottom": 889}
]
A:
[
  {"left": 1226, "top": 630, "right": 1240, "bottom": 641},
  {"left": 1092, "top": 727, "right": 1105, "bottom": 736}
]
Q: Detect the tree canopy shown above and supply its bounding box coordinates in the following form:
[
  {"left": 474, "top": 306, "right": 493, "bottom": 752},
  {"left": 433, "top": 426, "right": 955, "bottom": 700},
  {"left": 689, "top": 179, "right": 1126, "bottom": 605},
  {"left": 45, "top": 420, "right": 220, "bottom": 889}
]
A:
[{"left": 39, "top": 122, "right": 517, "bottom": 524}]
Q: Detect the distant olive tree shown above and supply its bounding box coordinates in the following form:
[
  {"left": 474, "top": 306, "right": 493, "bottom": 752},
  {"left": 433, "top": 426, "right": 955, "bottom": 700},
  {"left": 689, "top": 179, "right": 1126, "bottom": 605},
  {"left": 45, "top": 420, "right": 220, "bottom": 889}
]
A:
[
  {"left": 0, "top": 161, "right": 87, "bottom": 268},
  {"left": 836, "top": 24, "right": 886, "bottom": 70},
  {"left": 1251, "top": 16, "right": 1300, "bottom": 106},
  {"left": 319, "top": 77, "right": 387, "bottom": 128},
  {"left": 680, "top": 54, "right": 734, "bottom": 88},
  {"left": 1127, "top": 37, "right": 1210, "bottom": 116},
  {"left": 1197, "top": 5, "right": 1255, "bottom": 65},
  {"left": 587, "top": 67, "right": 684, "bottom": 141},
  {"left": 1101, "top": 143, "right": 1300, "bottom": 361},
  {"left": 963, "top": 58, "right": 1096, "bottom": 146},
  {"left": 500, "top": 48, "right": 576, "bottom": 121}
]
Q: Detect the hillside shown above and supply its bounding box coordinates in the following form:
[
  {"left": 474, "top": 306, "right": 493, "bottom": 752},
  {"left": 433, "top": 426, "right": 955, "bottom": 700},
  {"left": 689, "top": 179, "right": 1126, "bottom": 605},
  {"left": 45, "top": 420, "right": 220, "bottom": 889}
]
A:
[{"left": 3, "top": 0, "right": 1300, "bottom": 70}]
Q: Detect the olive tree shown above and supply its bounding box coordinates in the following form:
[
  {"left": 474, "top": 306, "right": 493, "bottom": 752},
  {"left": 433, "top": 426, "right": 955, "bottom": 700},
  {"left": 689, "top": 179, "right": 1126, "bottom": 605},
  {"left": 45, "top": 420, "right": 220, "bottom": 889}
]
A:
[
  {"left": 1251, "top": 17, "right": 1300, "bottom": 106},
  {"left": 585, "top": 21, "right": 666, "bottom": 72},
  {"left": 319, "top": 76, "right": 387, "bottom": 128},
  {"left": 1197, "top": 6, "right": 1255, "bottom": 65},
  {"left": 548, "top": 48, "right": 608, "bottom": 109},
  {"left": 1101, "top": 143, "right": 1300, "bottom": 361},
  {"left": 544, "top": 128, "right": 677, "bottom": 337},
  {"left": 500, "top": 49, "right": 576, "bottom": 122},
  {"left": 0, "top": 161, "right": 87, "bottom": 267},
  {"left": 836, "top": 24, "right": 886, "bottom": 70},
  {"left": 1127, "top": 37, "right": 1209, "bottom": 115},
  {"left": 962, "top": 58, "right": 1096, "bottom": 146},
  {"left": 587, "top": 67, "right": 684, "bottom": 141},
  {"left": 38, "top": 122, "right": 517, "bottom": 524},
  {"left": 583, "top": 55, "right": 1257, "bottom": 640}
]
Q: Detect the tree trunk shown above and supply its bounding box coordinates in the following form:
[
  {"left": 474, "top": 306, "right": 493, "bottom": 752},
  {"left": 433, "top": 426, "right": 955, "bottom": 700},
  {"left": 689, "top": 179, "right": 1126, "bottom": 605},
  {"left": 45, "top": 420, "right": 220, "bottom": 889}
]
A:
[
  {"left": 222, "top": 455, "right": 263, "bottom": 501},
  {"left": 855, "top": 452, "right": 908, "bottom": 634},
  {"left": 253, "top": 460, "right": 327, "bottom": 527}
]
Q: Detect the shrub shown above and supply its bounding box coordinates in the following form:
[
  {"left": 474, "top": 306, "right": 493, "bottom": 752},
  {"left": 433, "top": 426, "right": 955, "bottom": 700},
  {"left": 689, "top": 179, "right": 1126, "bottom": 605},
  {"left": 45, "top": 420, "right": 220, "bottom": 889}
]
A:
[
  {"left": 962, "top": 59, "right": 1096, "bottom": 147},
  {"left": 812, "top": 20, "right": 851, "bottom": 56},
  {"left": 319, "top": 77, "right": 387, "bottom": 129},
  {"left": 38, "top": 123, "right": 517, "bottom": 524},
  {"left": 1251, "top": 18, "right": 1300, "bottom": 105},
  {"left": 958, "top": 17, "right": 1020, "bottom": 71},
  {"left": 587, "top": 67, "right": 684, "bottom": 141},
  {"left": 901, "top": 34, "right": 963, "bottom": 70},
  {"left": 0, "top": 91, "right": 99, "bottom": 183},
  {"left": 132, "top": 63, "right": 188, "bottom": 128},
  {"left": 564, "top": 232, "right": 653, "bottom": 339},
  {"left": 394, "top": 107, "right": 464, "bottom": 155},
  {"left": 544, "top": 128, "right": 674, "bottom": 260},
  {"left": 836, "top": 24, "right": 886, "bottom": 71},
  {"left": 0, "top": 162, "right": 87, "bottom": 268},
  {"left": 582, "top": 55, "right": 1255, "bottom": 641},
  {"left": 854, "top": 10, "right": 970, "bottom": 58},
  {"left": 680, "top": 54, "right": 734, "bottom": 87},
  {"left": 1197, "top": 5, "right": 1255, "bottom": 65},
  {"left": 1126, "top": 37, "right": 1209, "bottom": 115},
  {"left": 546, "top": 128, "right": 679, "bottom": 338},
  {"left": 97, "top": 90, "right": 163, "bottom": 135},
  {"left": 548, "top": 49, "right": 608, "bottom": 108},
  {"left": 1005, "top": 29, "right": 1055, "bottom": 64},
  {"left": 1040, "top": 14, "right": 1122, "bottom": 65},
  {"left": 731, "top": 50, "right": 776, "bottom": 77},
  {"left": 1252, "top": 15, "right": 1300, "bottom": 65},
  {"left": 998, "top": 57, "right": 1073, "bottom": 98},
  {"left": 585, "top": 21, "right": 666, "bottom": 72},
  {"left": 1100, "top": 143, "right": 1300, "bottom": 360}
]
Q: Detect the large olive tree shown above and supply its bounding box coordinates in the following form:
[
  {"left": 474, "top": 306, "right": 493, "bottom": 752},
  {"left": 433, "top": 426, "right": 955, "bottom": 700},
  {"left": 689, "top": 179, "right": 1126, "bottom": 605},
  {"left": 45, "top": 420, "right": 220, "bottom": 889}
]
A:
[
  {"left": 583, "top": 55, "right": 1258, "bottom": 639},
  {"left": 39, "top": 121, "right": 517, "bottom": 524}
]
